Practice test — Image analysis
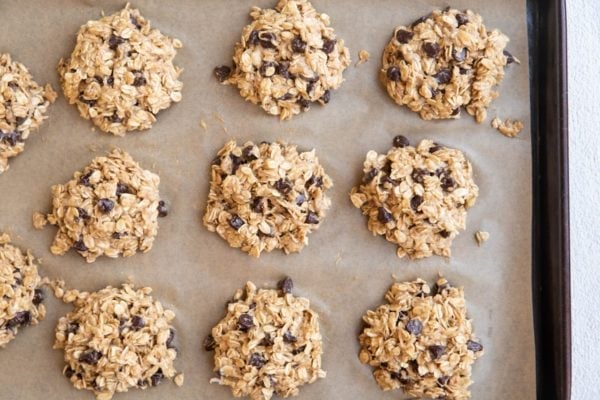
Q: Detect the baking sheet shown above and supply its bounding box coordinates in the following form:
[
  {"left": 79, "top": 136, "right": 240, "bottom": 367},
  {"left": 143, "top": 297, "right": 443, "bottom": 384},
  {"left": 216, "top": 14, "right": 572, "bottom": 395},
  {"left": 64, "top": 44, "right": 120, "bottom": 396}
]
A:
[{"left": 0, "top": 0, "right": 534, "bottom": 399}]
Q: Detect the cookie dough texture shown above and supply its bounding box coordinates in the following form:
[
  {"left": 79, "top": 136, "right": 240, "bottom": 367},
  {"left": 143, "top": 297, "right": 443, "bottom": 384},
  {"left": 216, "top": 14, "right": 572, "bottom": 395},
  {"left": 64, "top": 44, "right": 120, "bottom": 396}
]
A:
[
  {"left": 381, "top": 8, "right": 518, "bottom": 123},
  {"left": 350, "top": 138, "right": 478, "bottom": 259},
  {"left": 0, "top": 53, "right": 56, "bottom": 175},
  {"left": 217, "top": 0, "right": 350, "bottom": 120},
  {"left": 36, "top": 149, "right": 164, "bottom": 263},
  {"left": 0, "top": 233, "right": 46, "bottom": 348},
  {"left": 54, "top": 284, "right": 180, "bottom": 400},
  {"left": 203, "top": 140, "right": 332, "bottom": 257},
  {"left": 58, "top": 5, "right": 183, "bottom": 136},
  {"left": 206, "top": 279, "right": 325, "bottom": 400},
  {"left": 358, "top": 276, "right": 484, "bottom": 400}
]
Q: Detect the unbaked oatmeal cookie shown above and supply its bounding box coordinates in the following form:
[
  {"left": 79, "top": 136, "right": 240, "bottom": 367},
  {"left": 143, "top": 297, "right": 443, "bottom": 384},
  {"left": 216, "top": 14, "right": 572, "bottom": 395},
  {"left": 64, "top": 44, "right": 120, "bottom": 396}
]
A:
[
  {"left": 203, "top": 140, "right": 332, "bottom": 257},
  {"left": 58, "top": 5, "right": 183, "bottom": 135},
  {"left": 0, "top": 233, "right": 46, "bottom": 348},
  {"left": 205, "top": 278, "right": 325, "bottom": 400},
  {"left": 350, "top": 136, "right": 478, "bottom": 259},
  {"left": 34, "top": 149, "right": 167, "bottom": 263},
  {"left": 358, "top": 276, "right": 484, "bottom": 400},
  {"left": 0, "top": 53, "right": 56, "bottom": 175},
  {"left": 381, "top": 8, "right": 519, "bottom": 123},
  {"left": 54, "top": 283, "right": 182, "bottom": 400},
  {"left": 215, "top": 0, "right": 350, "bottom": 120}
]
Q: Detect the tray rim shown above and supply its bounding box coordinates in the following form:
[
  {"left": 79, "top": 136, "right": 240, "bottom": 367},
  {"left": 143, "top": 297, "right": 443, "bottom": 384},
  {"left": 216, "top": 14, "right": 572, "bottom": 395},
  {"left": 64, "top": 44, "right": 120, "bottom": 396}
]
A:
[{"left": 527, "top": 0, "right": 571, "bottom": 399}]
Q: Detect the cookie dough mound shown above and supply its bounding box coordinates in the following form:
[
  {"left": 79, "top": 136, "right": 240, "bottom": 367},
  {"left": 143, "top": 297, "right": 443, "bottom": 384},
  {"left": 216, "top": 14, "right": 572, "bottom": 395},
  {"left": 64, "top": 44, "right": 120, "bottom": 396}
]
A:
[
  {"left": 358, "top": 276, "right": 484, "bottom": 400},
  {"left": 37, "top": 149, "right": 165, "bottom": 263},
  {"left": 350, "top": 137, "right": 478, "bottom": 259},
  {"left": 206, "top": 278, "right": 325, "bottom": 400},
  {"left": 0, "top": 53, "right": 56, "bottom": 175},
  {"left": 203, "top": 140, "right": 332, "bottom": 257},
  {"left": 54, "top": 284, "right": 181, "bottom": 400},
  {"left": 381, "top": 8, "right": 518, "bottom": 123},
  {"left": 58, "top": 5, "right": 183, "bottom": 136},
  {"left": 216, "top": 0, "right": 350, "bottom": 120},
  {"left": 0, "top": 233, "right": 46, "bottom": 348}
]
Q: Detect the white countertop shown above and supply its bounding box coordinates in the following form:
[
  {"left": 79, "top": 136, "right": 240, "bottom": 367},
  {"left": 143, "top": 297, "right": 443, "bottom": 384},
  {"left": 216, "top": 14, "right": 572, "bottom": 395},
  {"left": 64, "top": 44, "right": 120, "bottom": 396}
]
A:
[{"left": 567, "top": 0, "right": 600, "bottom": 398}]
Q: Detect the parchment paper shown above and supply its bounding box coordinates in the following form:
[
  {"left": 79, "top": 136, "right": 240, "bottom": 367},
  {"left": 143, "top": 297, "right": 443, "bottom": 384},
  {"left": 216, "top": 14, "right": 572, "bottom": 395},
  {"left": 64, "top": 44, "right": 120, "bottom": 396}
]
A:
[{"left": 0, "top": 1, "right": 534, "bottom": 399}]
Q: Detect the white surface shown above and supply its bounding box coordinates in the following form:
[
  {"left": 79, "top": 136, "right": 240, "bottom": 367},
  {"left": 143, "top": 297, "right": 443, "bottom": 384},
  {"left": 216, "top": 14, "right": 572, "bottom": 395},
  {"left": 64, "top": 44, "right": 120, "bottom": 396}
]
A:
[{"left": 567, "top": 1, "right": 600, "bottom": 399}]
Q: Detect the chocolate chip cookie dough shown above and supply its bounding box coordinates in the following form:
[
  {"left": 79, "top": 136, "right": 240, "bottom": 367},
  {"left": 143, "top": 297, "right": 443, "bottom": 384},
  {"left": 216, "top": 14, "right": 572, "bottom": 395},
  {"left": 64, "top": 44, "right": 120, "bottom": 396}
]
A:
[
  {"left": 0, "top": 53, "right": 56, "bottom": 175},
  {"left": 205, "top": 278, "right": 325, "bottom": 400},
  {"left": 34, "top": 149, "right": 166, "bottom": 263},
  {"left": 203, "top": 140, "right": 332, "bottom": 257},
  {"left": 0, "top": 233, "right": 46, "bottom": 348},
  {"left": 54, "top": 283, "right": 182, "bottom": 400},
  {"left": 215, "top": 0, "right": 350, "bottom": 120},
  {"left": 58, "top": 5, "right": 183, "bottom": 136},
  {"left": 358, "top": 276, "right": 484, "bottom": 400},
  {"left": 350, "top": 137, "right": 478, "bottom": 259},
  {"left": 381, "top": 8, "right": 519, "bottom": 123}
]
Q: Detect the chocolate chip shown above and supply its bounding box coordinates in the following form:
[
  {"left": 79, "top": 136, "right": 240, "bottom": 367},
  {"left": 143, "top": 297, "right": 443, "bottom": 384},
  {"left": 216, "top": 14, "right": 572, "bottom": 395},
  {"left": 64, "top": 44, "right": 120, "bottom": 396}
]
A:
[
  {"left": 131, "top": 316, "right": 145, "bottom": 330},
  {"left": 66, "top": 322, "right": 79, "bottom": 335},
  {"left": 434, "top": 69, "right": 452, "bottom": 84},
  {"left": 297, "top": 98, "right": 310, "bottom": 110},
  {"left": 410, "top": 195, "right": 423, "bottom": 212},
  {"left": 251, "top": 197, "right": 264, "bottom": 213},
  {"left": 108, "top": 34, "right": 126, "bottom": 50},
  {"left": 64, "top": 367, "right": 75, "bottom": 378},
  {"left": 32, "top": 288, "right": 45, "bottom": 305},
  {"left": 277, "top": 277, "right": 293, "bottom": 294},
  {"left": 242, "top": 146, "right": 258, "bottom": 162},
  {"left": 260, "top": 335, "right": 274, "bottom": 347},
  {"left": 79, "top": 350, "right": 102, "bottom": 365},
  {"left": 387, "top": 66, "right": 401, "bottom": 81},
  {"left": 411, "top": 16, "right": 428, "bottom": 27},
  {"left": 292, "top": 37, "right": 307, "bottom": 53},
  {"left": 393, "top": 135, "right": 409, "bottom": 148},
  {"left": 441, "top": 176, "right": 456, "bottom": 192},
  {"left": 229, "top": 215, "right": 245, "bottom": 230},
  {"left": 362, "top": 168, "right": 378, "bottom": 184},
  {"left": 109, "top": 113, "right": 123, "bottom": 123},
  {"left": 73, "top": 238, "right": 88, "bottom": 252},
  {"left": 248, "top": 30, "right": 259, "bottom": 45},
  {"left": 150, "top": 369, "right": 164, "bottom": 386},
  {"left": 157, "top": 200, "right": 168, "bottom": 217},
  {"left": 396, "top": 29, "right": 413, "bottom": 44},
  {"left": 230, "top": 154, "right": 244, "bottom": 174},
  {"left": 306, "top": 175, "right": 323, "bottom": 188},
  {"left": 377, "top": 207, "right": 393, "bottom": 224},
  {"left": 429, "top": 143, "right": 442, "bottom": 153},
  {"left": 76, "top": 207, "right": 90, "bottom": 221},
  {"left": 130, "top": 15, "right": 142, "bottom": 29},
  {"left": 258, "top": 31, "right": 276, "bottom": 48},
  {"left": 132, "top": 72, "right": 147, "bottom": 86},
  {"left": 79, "top": 171, "right": 94, "bottom": 187},
  {"left": 260, "top": 61, "right": 277, "bottom": 77},
  {"left": 116, "top": 183, "right": 130, "bottom": 196},
  {"left": 283, "top": 331, "right": 297, "bottom": 343},
  {"left": 166, "top": 329, "right": 176, "bottom": 348},
  {"left": 277, "top": 61, "right": 293, "bottom": 79},
  {"left": 411, "top": 168, "right": 427, "bottom": 184},
  {"left": 467, "top": 340, "right": 483, "bottom": 352},
  {"left": 274, "top": 178, "right": 292, "bottom": 195},
  {"left": 504, "top": 50, "right": 516, "bottom": 64},
  {"left": 6, "top": 311, "right": 31, "bottom": 329},
  {"left": 456, "top": 13, "right": 469, "bottom": 26},
  {"left": 292, "top": 344, "right": 307, "bottom": 355},
  {"left": 238, "top": 313, "right": 254, "bottom": 331},
  {"left": 439, "top": 230, "right": 450, "bottom": 238},
  {"left": 453, "top": 48, "right": 467, "bottom": 62},
  {"left": 438, "top": 375, "right": 450, "bottom": 386},
  {"left": 320, "top": 90, "right": 331, "bottom": 104},
  {"left": 322, "top": 39, "right": 336, "bottom": 54},
  {"left": 111, "top": 232, "right": 124, "bottom": 239},
  {"left": 203, "top": 334, "right": 217, "bottom": 351},
  {"left": 295, "top": 193, "right": 307, "bottom": 205},
  {"left": 92, "top": 75, "right": 104, "bottom": 86},
  {"left": 305, "top": 212, "right": 319, "bottom": 224},
  {"left": 451, "top": 108, "right": 460, "bottom": 116},
  {"left": 249, "top": 353, "right": 266, "bottom": 368},
  {"left": 423, "top": 42, "right": 441, "bottom": 58},
  {"left": 405, "top": 319, "right": 423, "bottom": 335},
  {"left": 428, "top": 345, "right": 446, "bottom": 360},
  {"left": 98, "top": 198, "right": 114, "bottom": 213},
  {"left": 214, "top": 65, "right": 232, "bottom": 82},
  {"left": 107, "top": 76, "right": 114, "bottom": 86}
]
